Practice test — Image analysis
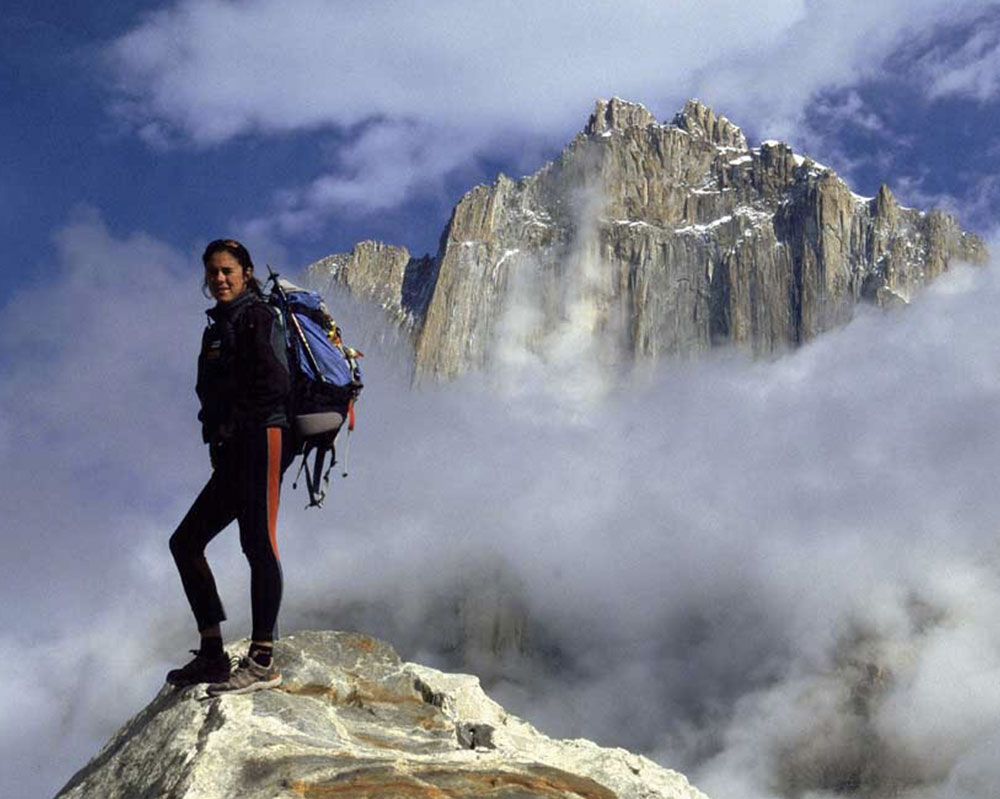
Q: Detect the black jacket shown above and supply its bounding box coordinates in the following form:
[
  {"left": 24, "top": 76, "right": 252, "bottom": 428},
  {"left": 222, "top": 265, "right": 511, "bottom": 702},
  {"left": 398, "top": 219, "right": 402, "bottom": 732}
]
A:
[{"left": 196, "top": 291, "right": 290, "bottom": 444}]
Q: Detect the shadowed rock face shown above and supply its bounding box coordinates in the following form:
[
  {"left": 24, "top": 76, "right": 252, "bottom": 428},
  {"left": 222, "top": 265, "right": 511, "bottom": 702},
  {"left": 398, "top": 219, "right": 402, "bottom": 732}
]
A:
[
  {"left": 308, "top": 98, "right": 986, "bottom": 379},
  {"left": 55, "top": 631, "right": 708, "bottom": 799},
  {"left": 310, "top": 240, "right": 437, "bottom": 331}
]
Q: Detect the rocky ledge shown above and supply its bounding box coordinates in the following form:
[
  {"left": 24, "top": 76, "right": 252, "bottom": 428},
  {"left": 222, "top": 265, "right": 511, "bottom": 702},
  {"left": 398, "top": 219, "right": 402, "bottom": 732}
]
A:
[{"left": 56, "top": 631, "right": 709, "bottom": 799}]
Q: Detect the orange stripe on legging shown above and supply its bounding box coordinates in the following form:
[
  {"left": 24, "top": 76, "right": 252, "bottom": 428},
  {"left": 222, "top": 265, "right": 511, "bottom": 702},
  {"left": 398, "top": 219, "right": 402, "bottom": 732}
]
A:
[{"left": 266, "top": 427, "right": 282, "bottom": 559}]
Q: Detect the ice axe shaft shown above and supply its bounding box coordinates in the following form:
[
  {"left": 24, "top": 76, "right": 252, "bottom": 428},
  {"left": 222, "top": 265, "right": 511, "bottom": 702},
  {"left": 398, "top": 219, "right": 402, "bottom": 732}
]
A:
[{"left": 266, "top": 264, "right": 327, "bottom": 384}]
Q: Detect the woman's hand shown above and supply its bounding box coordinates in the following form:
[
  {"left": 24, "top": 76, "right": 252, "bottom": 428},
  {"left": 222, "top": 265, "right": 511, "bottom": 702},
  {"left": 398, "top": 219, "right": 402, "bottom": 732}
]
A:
[{"left": 209, "top": 423, "right": 235, "bottom": 469}]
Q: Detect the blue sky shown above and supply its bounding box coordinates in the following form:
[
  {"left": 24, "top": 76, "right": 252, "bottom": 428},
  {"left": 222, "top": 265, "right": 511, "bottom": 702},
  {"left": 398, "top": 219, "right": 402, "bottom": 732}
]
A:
[
  {"left": 6, "top": 1, "right": 1000, "bottom": 307},
  {"left": 7, "top": 3, "right": 1000, "bottom": 799}
]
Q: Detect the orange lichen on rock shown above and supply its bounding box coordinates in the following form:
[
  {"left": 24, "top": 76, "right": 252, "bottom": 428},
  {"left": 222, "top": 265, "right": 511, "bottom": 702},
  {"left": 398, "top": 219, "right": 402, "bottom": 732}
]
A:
[{"left": 292, "top": 764, "right": 618, "bottom": 798}]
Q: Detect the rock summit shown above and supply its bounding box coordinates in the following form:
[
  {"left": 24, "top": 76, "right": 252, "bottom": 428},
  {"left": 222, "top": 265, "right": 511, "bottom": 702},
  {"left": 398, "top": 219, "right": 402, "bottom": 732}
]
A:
[{"left": 56, "top": 631, "right": 709, "bottom": 799}]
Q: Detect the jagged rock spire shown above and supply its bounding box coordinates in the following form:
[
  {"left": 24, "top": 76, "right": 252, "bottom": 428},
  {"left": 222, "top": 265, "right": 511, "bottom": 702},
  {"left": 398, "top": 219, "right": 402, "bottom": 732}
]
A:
[
  {"left": 585, "top": 97, "right": 657, "bottom": 135},
  {"left": 584, "top": 98, "right": 747, "bottom": 152},
  {"left": 874, "top": 184, "right": 898, "bottom": 220},
  {"left": 671, "top": 99, "right": 747, "bottom": 150}
]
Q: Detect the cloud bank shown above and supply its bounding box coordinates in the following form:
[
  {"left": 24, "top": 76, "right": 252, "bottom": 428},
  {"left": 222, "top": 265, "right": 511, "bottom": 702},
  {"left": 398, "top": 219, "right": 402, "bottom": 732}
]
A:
[
  {"left": 105, "top": 0, "right": 1000, "bottom": 237},
  {"left": 917, "top": 12, "right": 1000, "bottom": 102},
  {"left": 9, "top": 209, "right": 1000, "bottom": 799},
  {"left": 108, "top": 0, "right": 1000, "bottom": 143}
]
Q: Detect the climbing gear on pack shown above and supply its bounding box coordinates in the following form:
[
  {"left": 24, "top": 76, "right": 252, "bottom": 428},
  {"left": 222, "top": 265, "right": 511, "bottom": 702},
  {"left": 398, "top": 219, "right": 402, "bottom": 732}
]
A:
[{"left": 265, "top": 266, "right": 363, "bottom": 508}]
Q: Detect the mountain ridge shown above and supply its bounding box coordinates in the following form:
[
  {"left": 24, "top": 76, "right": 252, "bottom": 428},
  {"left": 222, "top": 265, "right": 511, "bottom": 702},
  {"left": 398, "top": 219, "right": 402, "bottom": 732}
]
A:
[{"left": 308, "top": 98, "right": 986, "bottom": 379}]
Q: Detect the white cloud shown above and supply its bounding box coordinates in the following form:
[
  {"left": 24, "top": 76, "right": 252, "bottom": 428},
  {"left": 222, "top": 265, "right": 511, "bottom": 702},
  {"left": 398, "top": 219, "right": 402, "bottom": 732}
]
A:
[
  {"left": 0, "top": 212, "right": 209, "bottom": 798},
  {"left": 918, "top": 19, "right": 1000, "bottom": 101},
  {"left": 244, "top": 119, "right": 482, "bottom": 240},
  {"left": 813, "top": 89, "right": 888, "bottom": 136},
  {"left": 0, "top": 212, "right": 210, "bottom": 652},
  {"left": 106, "top": 0, "right": 803, "bottom": 145},
  {"left": 12, "top": 189, "right": 1000, "bottom": 799},
  {"left": 108, "top": 0, "right": 1000, "bottom": 141},
  {"left": 892, "top": 172, "right": 1000, "bottom": 234},
  {"left": 105, "top": 0, "right": 1000, "bottom": 233}
]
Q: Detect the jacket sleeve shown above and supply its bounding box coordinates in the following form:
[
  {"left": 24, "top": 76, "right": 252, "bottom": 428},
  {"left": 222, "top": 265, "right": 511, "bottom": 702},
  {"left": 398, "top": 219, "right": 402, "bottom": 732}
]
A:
[
  {"left": 231, "top": 303, "right": 291, "bottom": 430},
  {"left": 195, "top": 325, "right": 218, "bottom": 443}
]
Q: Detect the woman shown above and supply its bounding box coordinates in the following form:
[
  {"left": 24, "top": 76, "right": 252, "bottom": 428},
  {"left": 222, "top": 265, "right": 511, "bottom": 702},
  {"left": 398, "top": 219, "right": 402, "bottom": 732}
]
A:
[{"left": 167, "top": 239, "right": 293, "bottom": 695}]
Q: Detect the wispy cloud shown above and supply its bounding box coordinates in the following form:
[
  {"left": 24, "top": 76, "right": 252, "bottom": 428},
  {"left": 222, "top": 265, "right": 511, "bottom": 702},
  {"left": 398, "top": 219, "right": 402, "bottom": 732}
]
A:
[
  {"left": 243, "top": 120, "right": 482, "bottom": 240},
  {"left": 105, "top": 0, "right": 803, "bottom": 145},
  {"left": 0, "top": 211, "right": 205, "bottom": 798},
  {"left": 13, "top": 210, "right": 1000, "bottom": 799},
  {"left": 917, "top": 15, "right": 1000, "bottom": 101},
  {"left": 812, "top": 90, "right": 889, "bottom": 136},
  {"left": 104, "top": 0, "right": 1000, "bottom": 235},
  {"left": 0, "top": 210, "right": 202, "bottom": 622},
  {"left": 893, "top": 171, "right": 1000, "bottom": 233}
]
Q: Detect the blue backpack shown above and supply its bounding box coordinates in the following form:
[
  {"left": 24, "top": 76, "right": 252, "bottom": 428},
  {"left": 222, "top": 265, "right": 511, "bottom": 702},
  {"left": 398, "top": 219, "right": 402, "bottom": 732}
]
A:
[{"left": 266, "top": 268, "right": 363, "bottom": 507}]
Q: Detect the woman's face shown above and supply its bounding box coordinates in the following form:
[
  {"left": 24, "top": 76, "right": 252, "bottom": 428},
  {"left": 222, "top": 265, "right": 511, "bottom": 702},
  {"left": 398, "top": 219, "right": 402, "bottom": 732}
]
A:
[{"left": 205, "top": 251, "right": 248, "bottom": 303}]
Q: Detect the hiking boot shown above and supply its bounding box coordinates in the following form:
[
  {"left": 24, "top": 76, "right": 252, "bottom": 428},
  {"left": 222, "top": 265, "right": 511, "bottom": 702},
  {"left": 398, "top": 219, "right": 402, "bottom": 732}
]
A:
[
  {"left": 166, "top": 650, "right": 231, "bottom": 687},
  {"left": 206, "top": 656, "right": 282, "bottom": 696}
]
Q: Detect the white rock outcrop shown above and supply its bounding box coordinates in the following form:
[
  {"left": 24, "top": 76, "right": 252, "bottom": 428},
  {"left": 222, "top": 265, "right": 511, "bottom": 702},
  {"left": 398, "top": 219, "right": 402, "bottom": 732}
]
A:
[{"left": 56, "top": 631, "right": 710, "bottom": 799}]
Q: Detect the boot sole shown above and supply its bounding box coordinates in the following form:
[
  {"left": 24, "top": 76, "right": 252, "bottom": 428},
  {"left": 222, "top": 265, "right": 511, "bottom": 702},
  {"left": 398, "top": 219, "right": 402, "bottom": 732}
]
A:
[
  {"left": 166, "top": 671, "right": 231, "bottom": 688},
  {"left": 206, "top": 673, "right": 282, "bottom": 696}
]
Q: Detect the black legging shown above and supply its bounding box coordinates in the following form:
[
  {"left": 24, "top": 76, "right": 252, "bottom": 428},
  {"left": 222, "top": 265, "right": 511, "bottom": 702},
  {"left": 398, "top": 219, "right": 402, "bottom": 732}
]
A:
[{"left": 170, "top": 427, "right": 294, "bottom": 642}]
